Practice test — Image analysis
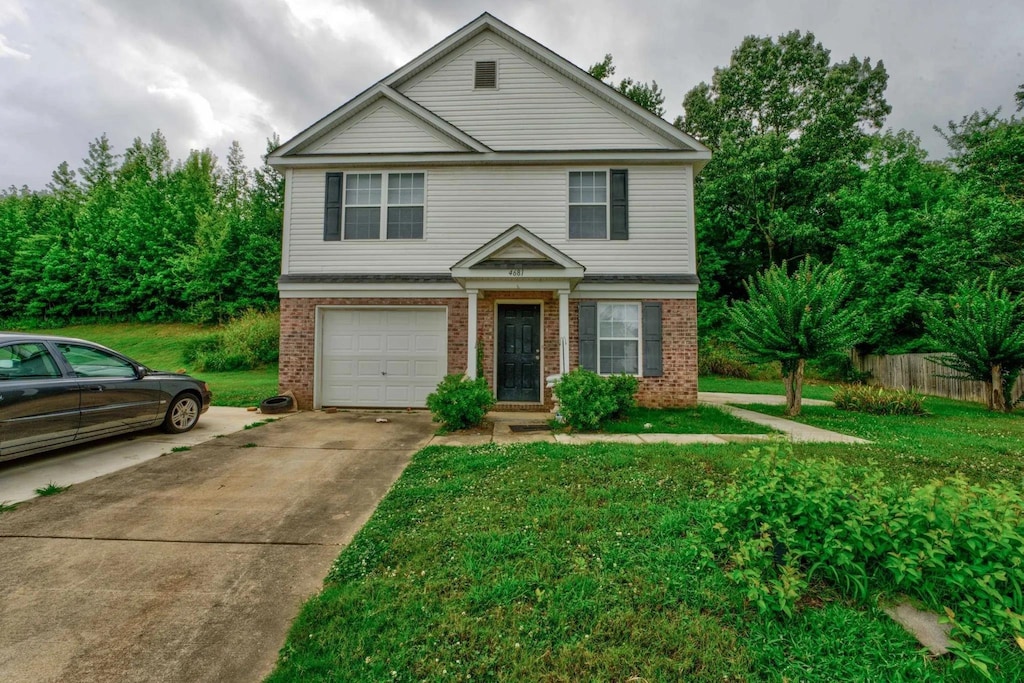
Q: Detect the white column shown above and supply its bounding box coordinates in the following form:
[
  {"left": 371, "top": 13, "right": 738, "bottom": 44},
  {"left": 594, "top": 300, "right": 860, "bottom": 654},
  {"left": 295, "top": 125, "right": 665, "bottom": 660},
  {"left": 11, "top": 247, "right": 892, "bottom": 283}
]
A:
[
  {"left": 558, "top": 289, "right": 570, "bottom": 376},
  {"left": 466, "top": 289, "right": 478, "bottom": 379}
]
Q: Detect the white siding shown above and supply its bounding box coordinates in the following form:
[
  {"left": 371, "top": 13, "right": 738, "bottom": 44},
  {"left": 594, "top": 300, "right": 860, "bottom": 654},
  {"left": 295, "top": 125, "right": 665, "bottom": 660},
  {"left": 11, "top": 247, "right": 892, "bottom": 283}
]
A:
[
  {"left": 399, "top": 34, "right": 673, "bottom": 151},
  {"left": 308, "top": 101, "right": 462, "bottom": 154},
  {"left": 286, "top": 165, "right": 692, "bottom": 275}
]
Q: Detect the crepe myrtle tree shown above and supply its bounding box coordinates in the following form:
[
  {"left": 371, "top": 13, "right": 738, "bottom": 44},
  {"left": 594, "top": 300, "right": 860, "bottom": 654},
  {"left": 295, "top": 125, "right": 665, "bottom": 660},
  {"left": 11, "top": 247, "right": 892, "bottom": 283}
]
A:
[
  {"left": 730, "top": 258, "right": 861, "bottom": 416},
  {"left": 926, "top": 274, "right": 1024, "bottom": 412}
]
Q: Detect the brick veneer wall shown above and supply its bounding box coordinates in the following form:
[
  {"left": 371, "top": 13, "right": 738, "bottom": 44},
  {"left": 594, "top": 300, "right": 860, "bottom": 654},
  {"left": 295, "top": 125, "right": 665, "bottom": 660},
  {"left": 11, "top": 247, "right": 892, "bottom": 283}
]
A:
[
  {"left": 278, "top": 297, "right": 468, "bottom": 409},
  {"left": 568, "top": 298, "right": 698, "bottom": 408},
  {"left": 477, "top": 290, "right": 560, "bottom": 408}
]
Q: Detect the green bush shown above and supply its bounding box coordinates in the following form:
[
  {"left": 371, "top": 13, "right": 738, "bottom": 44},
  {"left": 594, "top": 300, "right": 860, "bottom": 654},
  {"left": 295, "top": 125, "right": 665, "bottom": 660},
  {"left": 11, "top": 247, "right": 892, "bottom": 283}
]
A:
[
  {"left": 832, "top": 384, "right": 926, "bottom": 415},
  {"left": 702, "top": 440, "right": 1024, "bottom": 678},
  {"left": 181, "top": 310, "right": 279, "bottom": 372},
  {"left": 552, "top": 369, "right": 638, "bottom": 431},
  {"left": 426, "top": 374, "right": 495, "bottom": 431},
  {"left": 698, "top": 339, "right": 754, "bottom": 378},
  {"left": 808, "top": 352, "right": 871, "bottom": 384}
]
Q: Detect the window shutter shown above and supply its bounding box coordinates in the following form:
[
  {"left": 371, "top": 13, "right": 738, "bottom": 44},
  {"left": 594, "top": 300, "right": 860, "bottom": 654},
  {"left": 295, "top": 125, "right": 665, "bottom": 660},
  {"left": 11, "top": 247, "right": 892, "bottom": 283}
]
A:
[
  {"left": 610, "top": 169, "right": 628, "bottom": 240},
  {"left": 578, "top": 301, "right": 597, "bottom": 371},
  {"left": 323, "top": 172, "right": 342, "bottom": 241},
  {"left": 642, "top": 302, "right": 662, "bottom": 377}
]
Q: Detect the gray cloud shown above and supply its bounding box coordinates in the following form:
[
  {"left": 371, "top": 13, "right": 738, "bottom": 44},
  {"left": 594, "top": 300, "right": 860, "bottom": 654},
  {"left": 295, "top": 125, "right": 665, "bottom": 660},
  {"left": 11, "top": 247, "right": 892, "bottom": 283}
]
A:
[{"left": 2, "top": 0, "right": 1022, "bottom": 189}]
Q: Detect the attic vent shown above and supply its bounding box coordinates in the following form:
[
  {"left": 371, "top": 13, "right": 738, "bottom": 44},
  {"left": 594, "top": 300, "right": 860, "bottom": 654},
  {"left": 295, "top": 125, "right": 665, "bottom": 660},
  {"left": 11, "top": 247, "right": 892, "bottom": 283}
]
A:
[{"left": 474, "top": 60, "right": 497, "bottom": 89}]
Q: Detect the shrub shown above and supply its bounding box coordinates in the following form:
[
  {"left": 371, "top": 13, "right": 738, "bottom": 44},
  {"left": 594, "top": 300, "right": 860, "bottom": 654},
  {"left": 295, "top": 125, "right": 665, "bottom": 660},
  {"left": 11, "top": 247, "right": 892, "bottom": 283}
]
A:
[
  {"left": 698, "top": 339, "right": 754, "bottom": 379},
  {"left": 182, "top": 310, "right": 279, "bottom": 372},
  {"left": 702, "top": 440, "right": 1024, "bottom": 678},
  {"left": 426, "top": 374, "right": 495, "bottom": 431},
  {"left": 808, "top": 351, "right": 871, "bottom": 384},
  {"left": 552, "top": 369, "right": 639, "bottom": 431},
  {"left": 832, "top": 384, "right": 926, "bottom": 415}
]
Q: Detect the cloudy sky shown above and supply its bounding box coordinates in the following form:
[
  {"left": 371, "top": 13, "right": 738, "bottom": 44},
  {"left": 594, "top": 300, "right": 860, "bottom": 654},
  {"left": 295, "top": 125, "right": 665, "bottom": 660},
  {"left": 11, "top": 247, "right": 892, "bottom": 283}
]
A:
[{"left": 1, "top": 0, "right": 1022, "bottom": 189}]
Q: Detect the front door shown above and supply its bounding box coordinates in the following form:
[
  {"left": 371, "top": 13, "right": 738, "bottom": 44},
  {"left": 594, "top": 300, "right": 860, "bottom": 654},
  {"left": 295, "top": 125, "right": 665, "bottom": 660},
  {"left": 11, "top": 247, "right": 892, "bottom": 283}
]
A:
[{"left": 496, "top": 304, "right": 541, "bottom": 402}]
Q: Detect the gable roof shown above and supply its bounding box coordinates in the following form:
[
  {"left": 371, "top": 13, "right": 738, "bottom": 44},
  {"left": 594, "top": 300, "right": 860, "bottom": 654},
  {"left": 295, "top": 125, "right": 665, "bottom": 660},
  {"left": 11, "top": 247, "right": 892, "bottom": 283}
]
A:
[
  {"left": 271, "top": 13, "right": 710, "bottom": 163},
  {"left": 274, "top": 83, "right": 491, "bottom": 157},
  {"left": 451, "top": 224, "right": 584, "bottom": 280}
]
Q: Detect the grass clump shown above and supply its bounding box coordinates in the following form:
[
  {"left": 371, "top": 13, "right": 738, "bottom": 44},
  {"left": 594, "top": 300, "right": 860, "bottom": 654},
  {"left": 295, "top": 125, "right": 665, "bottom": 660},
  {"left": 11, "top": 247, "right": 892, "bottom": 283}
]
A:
[
  {"left": 426, "top": 374, "right": 495, "bottom": 431},
  {"left": 0, "top": 501, "right": 18, "bottom": 514},
  {"left": 704, "top": 439, "right": 1024, "bottom": 679},
  {"left": 34, "top": 482, "right": 70, "bottom": 497},
  {"left": 833, "top": 384, "right": 926, "bottom": 415},
  {"left": 182, "top": 309, "right": 279, "bottom": 372}
]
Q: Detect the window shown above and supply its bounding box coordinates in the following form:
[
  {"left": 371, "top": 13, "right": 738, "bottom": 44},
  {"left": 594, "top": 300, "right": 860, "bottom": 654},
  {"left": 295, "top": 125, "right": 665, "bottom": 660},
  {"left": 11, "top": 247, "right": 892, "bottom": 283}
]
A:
[
  {"left": 338, "top": 172, "right": 425, "bottom": 240},
  {"left": 56, "top": 343, "right": 136, "bottom": 378},
  {"left": 569, "top": 171, "right": 607, "bottom": 239},
  {"left": 0, "top": 343, "right": 62, "bottom": 380},
  {"left": 597, "top": 303, "right": 639, "bottom": 374},
  {"left": 474, "top": 60, "right": 497, "bottom": 89},
  {"left": 386, "top": 173, "right": 425, "bottom": 239}
]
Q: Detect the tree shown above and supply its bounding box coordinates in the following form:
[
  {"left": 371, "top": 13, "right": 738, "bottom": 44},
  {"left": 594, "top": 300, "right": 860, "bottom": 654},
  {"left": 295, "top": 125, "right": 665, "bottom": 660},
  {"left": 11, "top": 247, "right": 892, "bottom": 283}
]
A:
[
  {"left": 588, "top": 53, "right": 666, "bottom": 117},
  {"left": 926, "top": 275, "right": 1024, "bottom": 412},
  {"left": 676, "top": 30, "right": 890, "bottom": 335},
  {"left": 730, "top": 258, "right": 861, "bottom": 416}
]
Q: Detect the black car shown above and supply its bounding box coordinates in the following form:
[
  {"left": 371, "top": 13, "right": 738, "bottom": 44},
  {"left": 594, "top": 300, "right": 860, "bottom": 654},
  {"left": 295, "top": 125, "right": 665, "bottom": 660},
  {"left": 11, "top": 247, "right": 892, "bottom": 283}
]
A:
[{"left": 0, "top": 333, "right": 211, "bottom": 462}]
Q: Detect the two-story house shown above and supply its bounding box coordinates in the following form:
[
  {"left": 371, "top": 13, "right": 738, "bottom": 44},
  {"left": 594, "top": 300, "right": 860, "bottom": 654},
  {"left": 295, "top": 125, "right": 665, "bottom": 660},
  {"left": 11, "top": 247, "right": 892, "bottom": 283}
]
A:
[{"left": 268, "top": 13, "right": 710, "bottom": 411}]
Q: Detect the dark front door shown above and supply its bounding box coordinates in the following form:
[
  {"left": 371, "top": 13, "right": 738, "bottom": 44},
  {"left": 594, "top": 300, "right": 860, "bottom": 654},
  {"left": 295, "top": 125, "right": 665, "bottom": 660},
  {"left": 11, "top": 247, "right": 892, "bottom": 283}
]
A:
[{"left": 497, "top": 304, "right": 541, "bottom": 402}]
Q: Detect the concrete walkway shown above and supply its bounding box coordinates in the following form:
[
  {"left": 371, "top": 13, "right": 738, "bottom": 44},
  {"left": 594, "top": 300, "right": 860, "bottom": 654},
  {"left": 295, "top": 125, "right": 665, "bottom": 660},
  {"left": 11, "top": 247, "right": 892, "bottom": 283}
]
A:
[
  {"left": 0, "top": 410, "right": 434, "bottom": 683},
  {"left": 428, "top": 396, "right": 868, "bottom": 446}
]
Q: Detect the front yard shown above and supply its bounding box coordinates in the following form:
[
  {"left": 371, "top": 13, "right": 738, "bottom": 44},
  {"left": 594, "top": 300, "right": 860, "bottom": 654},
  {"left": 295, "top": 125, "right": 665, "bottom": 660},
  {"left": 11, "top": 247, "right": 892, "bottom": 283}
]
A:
[{"left": 269, "top": 388, "right": 1024, "bottom": 681}]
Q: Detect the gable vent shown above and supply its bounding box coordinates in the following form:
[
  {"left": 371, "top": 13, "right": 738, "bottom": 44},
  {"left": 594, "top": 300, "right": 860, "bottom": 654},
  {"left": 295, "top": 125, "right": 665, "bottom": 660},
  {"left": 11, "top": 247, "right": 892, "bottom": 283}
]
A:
[{"left": 474, "top": 60, "right": 497, "bottom": 89}]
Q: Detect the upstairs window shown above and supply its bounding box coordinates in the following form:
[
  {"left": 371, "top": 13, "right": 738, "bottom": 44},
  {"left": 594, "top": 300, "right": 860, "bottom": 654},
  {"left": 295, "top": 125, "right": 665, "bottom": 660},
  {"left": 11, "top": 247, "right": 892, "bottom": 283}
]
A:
[
  {"left": 325, "top": 172, "right": 425, "bottom": 240},
  {"left": 568, "top": 171, "right": 607, "bottom": 239},
  {"left": 474, "top": 60, "right": 497, "bottom": 89}
]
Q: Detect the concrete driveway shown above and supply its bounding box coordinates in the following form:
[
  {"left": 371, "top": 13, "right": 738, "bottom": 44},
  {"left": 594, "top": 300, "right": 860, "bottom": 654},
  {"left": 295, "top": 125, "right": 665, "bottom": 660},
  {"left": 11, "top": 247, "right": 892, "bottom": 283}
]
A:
[
  {"left": 0, "top": 410, "right": 434, "bottom": 683},
  {"left": 0, "top": 406, "right": 257, "bottom": 505}
]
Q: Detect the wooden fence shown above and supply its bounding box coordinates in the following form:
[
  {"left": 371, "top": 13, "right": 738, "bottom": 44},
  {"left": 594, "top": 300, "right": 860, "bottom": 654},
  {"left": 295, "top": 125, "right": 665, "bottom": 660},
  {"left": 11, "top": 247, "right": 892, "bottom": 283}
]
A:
[{"left": 850, "top": 351, "right": 1024, "bottom": 405}]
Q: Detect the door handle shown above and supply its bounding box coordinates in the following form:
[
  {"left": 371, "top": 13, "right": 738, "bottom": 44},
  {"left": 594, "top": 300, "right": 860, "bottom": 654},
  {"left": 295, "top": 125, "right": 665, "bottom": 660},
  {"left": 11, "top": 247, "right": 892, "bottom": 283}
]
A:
[{"left": 86, "top": 385, "right": 104, "bottom": 392}]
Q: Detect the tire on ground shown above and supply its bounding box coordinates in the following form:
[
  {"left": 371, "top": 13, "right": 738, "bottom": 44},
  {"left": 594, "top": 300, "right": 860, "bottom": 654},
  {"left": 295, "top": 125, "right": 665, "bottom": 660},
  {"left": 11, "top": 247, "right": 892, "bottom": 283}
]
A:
[
  {"left": 163, "top": 393, "right": 201, "bottom": 434},
  {"left": 259, "top": 395, "right": 294, "bottom": 414}
]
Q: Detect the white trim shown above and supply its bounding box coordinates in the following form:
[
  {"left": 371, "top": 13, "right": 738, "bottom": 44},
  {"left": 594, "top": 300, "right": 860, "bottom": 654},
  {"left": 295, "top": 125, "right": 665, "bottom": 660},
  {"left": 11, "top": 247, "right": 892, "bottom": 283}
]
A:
[
  {"left": 270, "top": 150, "right": 710, "bottom": 170},
  {"left": 571, "top": 283, "right": 697, "bottom": 299},
  {"left": 558, "top": 290, "right": 569, "bottom": 375},
  {"left": 279, "top": 283, "right": 464, "bottom": 299},
  {"left": 281, "top": 168, "right": 293, "bottom": 275},
  {"left": 492, "top": 299, "right": 545, "bottom": 404},
  {"left": 467, "top": 289, "right": 478, "bottom": 378},
  {"left": 313, "top": 304, "right": 449, "bottom": 410}
]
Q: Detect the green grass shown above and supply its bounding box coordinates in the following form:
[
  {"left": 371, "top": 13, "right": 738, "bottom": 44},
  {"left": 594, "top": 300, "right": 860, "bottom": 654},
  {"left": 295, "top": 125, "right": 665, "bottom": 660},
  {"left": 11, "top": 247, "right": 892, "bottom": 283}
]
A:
[
  {"left": 34, "top": 482, "right": 70, "bottom": 497},
  {"left": 16, "top": 322, "right": 278, "bottom": 407},
  {"left": 737, "top": 396, "right": 1024, "bottom": 485},
  {"left": 0, "top": 501, "right": 18, "bottom": 514},
  {"left": 601, "top": 405, "right": 771, "bottom": 434},
  {"left": 269, "top": 441, "right": 975, "bottom": 682},
  {"left": 699, "top": 375, "right": 835, "bottom": 401}
]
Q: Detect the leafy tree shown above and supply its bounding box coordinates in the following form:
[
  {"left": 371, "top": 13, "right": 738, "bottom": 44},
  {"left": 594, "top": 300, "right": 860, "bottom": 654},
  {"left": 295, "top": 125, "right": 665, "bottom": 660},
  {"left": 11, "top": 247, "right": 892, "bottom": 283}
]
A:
[
  {"left": 926, "top": 275, "right": 1024, "bottom": 412},
  {"left": 588, "top": 53, "right": 666, "bottom": 117},
  {"left": 677, "top": 30, "right": 890, "bottom": 334},
  {"left": 730, "top": 258, "right": 861, "bottom": 416}
]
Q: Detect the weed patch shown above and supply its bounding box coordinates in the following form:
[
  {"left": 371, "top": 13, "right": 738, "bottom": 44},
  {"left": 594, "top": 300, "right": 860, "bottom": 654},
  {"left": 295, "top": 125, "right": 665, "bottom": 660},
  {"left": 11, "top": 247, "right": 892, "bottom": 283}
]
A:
[{"left": 34, "top": 482, "right": 70, "bottom": 497}]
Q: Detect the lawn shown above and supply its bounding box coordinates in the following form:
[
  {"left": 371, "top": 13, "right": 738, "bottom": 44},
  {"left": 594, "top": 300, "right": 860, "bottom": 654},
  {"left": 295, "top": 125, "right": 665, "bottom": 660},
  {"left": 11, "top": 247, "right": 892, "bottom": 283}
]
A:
[
  {"left": 19, "top": 322, "right": 278, "bottom": 407},
  {"left": 601, "top": 405, "right": 770, "bottom": 434},
  {"left": 270, "top": 396, "right": 1024, "bottom": 681},
  {"left": 699, "top": 374, "right": 836, "bottom": 401}
]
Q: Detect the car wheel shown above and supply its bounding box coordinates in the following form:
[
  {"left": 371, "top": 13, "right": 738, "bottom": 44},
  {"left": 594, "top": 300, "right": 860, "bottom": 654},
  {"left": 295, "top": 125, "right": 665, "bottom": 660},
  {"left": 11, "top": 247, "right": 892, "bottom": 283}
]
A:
[
  {"left": 259, "top": 395, "right": 294, "bottom": 414},
  {"left": 163, "top": 393, "right": 201, "bottom": 433}
]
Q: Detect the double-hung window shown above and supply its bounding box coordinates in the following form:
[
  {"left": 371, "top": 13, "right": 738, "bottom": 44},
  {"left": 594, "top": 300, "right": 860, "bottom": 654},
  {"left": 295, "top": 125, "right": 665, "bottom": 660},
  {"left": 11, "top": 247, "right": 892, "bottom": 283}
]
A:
[
  {"left": 597, "top": 302, "right": 640, "bottom": 374},
  {"left": 568, "top": 171, "right": 607, "bottom": 239},
  {"left": 325, "top": 172, "right": 425, "bottom": 240}
]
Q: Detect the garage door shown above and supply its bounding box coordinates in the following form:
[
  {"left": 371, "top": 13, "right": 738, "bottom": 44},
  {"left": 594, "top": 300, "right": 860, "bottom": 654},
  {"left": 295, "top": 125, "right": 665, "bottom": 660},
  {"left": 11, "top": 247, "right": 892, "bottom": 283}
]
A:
[{"left": 319, "top": 308, "right": 447, "bottom": 408}]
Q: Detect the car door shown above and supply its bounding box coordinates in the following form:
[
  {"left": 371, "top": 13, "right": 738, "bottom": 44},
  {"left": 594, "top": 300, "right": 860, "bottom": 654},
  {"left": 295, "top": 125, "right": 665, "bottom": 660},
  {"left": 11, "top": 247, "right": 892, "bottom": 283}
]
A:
[
  {"left": 52, "top": 342, "right": 163, "bottom": 440},
  {"left": 0, "top": 341, "right": 81, "bottom": 461}
]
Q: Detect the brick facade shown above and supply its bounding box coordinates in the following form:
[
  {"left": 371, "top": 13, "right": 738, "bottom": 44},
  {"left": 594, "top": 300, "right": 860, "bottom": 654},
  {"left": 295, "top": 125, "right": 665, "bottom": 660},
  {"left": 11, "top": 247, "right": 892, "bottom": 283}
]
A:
[{"left": 279, "top": 295, "right": 696, "bottom": 411}]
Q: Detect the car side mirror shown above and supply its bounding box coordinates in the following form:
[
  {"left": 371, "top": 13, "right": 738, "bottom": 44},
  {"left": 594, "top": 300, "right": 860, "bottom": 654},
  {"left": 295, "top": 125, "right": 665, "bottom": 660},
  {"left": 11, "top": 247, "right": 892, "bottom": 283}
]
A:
[{"left": 135, "top": 365, "right": 148, "bottom": 379}]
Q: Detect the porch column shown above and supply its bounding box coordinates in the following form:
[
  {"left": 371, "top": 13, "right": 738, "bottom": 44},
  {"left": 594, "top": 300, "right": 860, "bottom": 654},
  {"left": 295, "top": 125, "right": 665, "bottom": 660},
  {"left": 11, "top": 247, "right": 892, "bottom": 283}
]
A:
[
  {"left": 466, "top": 289, "right": 478, "bottom": 379},
  {"left": 558, "top": 289, "right": 570, "bottom": 375}
]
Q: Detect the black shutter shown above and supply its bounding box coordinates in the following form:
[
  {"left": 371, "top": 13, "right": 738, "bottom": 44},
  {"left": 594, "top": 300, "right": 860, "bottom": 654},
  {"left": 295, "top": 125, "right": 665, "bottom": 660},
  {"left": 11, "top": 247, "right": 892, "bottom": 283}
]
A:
[
  {"left": 578, "top": 301, "right": 597, "bottom": 371},
  {"left": 323, "top": 172, "right": 343, "bottom": 241},
  {"left": 610, "top": 169, "right": 628, "bottom": 240},
  {"left": 642, "top": 302, "right": 662, "bottom": 377}
]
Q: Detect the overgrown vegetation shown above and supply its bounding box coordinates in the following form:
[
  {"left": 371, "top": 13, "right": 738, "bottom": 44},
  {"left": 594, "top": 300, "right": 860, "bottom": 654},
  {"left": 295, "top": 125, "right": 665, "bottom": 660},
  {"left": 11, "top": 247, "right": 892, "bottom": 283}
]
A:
[
  {"left": 926, "top": 274, "right": 1024, "bottom": 412},
  {"left": 703, "top": 440, "right": 1023, "bottom": 678},
  {"left": 181, "top": 309, "right": 280, "bottom": 371},
  {"left": 730, "top": 258, "right": 861, "bottom": 416},
  {"left": 426, "top": 375, "right": 495, "bottom": 431},
  {"left": 832, "top": 385, "right": 927, "bottom": 416},
  {"left": 551, "top": 369, "right": 638, "bottom": 431}
]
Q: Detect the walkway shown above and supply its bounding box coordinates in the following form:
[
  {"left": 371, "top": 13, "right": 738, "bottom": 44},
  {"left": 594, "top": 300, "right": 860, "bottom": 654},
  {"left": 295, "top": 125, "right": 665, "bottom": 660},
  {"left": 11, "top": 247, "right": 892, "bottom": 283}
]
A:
[{"left": 429, "top": 394, "right": 868, "bottom": 447}]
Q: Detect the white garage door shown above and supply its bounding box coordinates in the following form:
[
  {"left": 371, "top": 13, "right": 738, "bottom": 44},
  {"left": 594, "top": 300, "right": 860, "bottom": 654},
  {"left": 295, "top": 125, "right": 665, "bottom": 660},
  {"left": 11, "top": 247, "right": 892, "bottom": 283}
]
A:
[{"left": 319, "top": 307, "right": 447, "bottom": 408}]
